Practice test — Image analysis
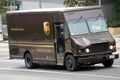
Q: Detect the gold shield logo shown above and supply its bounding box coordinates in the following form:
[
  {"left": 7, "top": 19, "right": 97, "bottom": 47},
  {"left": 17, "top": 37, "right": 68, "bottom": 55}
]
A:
[{"left": 43, "top": 22, "right": 50, "bottom": 35}]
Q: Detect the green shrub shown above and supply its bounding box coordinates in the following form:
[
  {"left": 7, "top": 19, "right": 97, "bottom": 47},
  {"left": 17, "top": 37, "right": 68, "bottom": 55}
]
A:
[
  {"left": 107, "top": 20, "right": 120, "bottom": 28},
  {"left": 3, "top": 35, "right": 8, "bottom": 40}
]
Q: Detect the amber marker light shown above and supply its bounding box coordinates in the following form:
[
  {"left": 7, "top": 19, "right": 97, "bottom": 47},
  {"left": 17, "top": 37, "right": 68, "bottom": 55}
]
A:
[{"left": 110, "top": 45, "right": 116, "bottom": 50}]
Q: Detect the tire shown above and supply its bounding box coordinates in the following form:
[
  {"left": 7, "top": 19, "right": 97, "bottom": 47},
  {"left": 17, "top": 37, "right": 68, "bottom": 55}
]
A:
[
  {"left": 103, "top": 59, "right": 114, "bottom": 67},
  {"left": 25, "top": 53, "right": 34, "bottom": 69},
  {"left": 65, "top": 55, "right": 77, "bottom": 71}
]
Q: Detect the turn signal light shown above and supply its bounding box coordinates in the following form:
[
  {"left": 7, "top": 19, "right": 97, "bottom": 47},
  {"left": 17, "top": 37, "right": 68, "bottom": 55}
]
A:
[{"left": 110, "top": 45, "right": 116, "bottom": 50}]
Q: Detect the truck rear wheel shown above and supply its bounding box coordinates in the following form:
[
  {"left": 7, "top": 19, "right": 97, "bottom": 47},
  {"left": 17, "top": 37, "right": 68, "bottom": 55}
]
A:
[
  {"left": 102, "top": 59, "right": 114, "bottom": 67},
  {"left": 65, "top": 55, "right": 77, "bottom": 71},
  {"left": 25, "top": 53, "right": 34, "bottom": 69}
]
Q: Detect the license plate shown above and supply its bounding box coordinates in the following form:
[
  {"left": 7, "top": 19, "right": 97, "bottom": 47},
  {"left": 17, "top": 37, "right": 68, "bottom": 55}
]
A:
[{"left": 109, "top": 55, "right": 115, "bottom": 59}]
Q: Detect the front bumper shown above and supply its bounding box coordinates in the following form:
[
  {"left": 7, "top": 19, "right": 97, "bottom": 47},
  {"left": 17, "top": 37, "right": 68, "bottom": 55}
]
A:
[{"left": 77, "top": 53, "right": 119, "bottom": 65}]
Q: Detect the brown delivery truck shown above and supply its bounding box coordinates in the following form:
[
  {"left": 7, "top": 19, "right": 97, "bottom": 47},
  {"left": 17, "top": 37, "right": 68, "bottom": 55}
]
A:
[{"left": 6, "top": 6, "right": 119, "bottom": 71}]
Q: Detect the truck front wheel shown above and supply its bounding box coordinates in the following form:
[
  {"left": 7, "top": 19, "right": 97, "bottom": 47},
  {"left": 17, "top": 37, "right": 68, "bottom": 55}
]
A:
[
  {"left": 102, "top": 59, "right": 114, "bottom": 67},
  {"left": 25, "top": 53, "right": 34, "bottom": 69},
  {"left": 65, "top": 55, "right": 78, "bottom": 71}
]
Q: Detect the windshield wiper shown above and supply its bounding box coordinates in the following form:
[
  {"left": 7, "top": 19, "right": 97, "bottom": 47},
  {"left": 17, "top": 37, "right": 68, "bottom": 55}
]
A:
[
  {"left": 95, "top": 14, "right": 102, "bottom": 21},
  {"left": 71, "top": 16, "right": 84, "bottom": 25}
]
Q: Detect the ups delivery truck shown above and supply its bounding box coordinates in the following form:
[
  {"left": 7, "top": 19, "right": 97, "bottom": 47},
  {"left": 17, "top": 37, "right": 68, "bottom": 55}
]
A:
[{"left": 6, "top": 6, "right": 119, "bottom": 71}]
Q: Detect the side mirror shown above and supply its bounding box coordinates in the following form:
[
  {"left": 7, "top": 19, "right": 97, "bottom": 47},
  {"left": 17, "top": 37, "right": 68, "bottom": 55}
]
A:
[{"left": 60, "top": 24, "right": 64, "bottom": 29}]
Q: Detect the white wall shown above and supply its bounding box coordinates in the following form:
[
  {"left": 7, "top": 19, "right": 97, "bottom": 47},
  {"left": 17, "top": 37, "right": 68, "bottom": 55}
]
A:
[
  {"left": 22, "top": 0, "right": 65, "bottom": 10},
  {"left": 42, "top": 2, "right": 65, "bottom": 8},
  {"left": 41, "top": 0, "right": 65, "bottom": 8},
  {"left": 22, "top": 0, "right": 40, "bottom": 10},
  {"left": 0, "top": 15, "right": 3, "bottom": 41}
]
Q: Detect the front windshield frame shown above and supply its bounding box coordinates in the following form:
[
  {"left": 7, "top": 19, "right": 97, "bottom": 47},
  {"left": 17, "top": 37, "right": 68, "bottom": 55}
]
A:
[
  {"left": 87, "top": 16, "right": 108, "bottom": 33},
  {"left": 67, "top": 19, "right": 89, "bottom": 36}
]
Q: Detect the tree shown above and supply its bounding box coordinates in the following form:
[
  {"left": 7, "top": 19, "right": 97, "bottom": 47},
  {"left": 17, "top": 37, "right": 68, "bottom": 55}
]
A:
[
  {"left": 0, "top": 0, "right": 9, "bottom": 13},
  {"left": 0, "top": 0, "right": 9, "bottom": 41},
  {"left": 64, "top": 0, "right": 79, "bottom": 7},
  {"left": 86, "top": 0, "right": 96, "bottom": 6},
  {"left": 64, "top": 0, "right": 96, "bottom": 7},
  {"left": 116, "top": 0, "right": 120, "bottom": 20}
]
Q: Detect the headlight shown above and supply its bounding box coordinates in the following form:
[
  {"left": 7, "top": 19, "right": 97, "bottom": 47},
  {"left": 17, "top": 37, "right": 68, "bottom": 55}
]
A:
[
  {"left": 110, "top": 45, "right": 116, "bottom": 50},
  {"left": 85, "top": 48, "right": 90, "bottom": 53}
]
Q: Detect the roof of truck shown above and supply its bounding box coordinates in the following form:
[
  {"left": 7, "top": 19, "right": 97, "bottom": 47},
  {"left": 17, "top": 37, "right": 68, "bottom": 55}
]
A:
[{"left": 7, "top": 6, "right": 101, "bottom": 14}]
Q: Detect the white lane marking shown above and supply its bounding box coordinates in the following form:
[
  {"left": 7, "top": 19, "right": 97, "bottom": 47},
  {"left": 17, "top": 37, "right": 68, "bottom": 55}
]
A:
[
  {"left": 0, "top": 67, "right": 120, "bottom": 79},
  {"left": 113, "top": 65, "right": 120, "bottom": 68},
  {"left": 95, "top": 64, "right": 120, "bottom": 68},
  {"left": 0, "top": 74, "right": 69, "bottom": 80},
  {"left": 0, "top": 58, "right": 24, "bottom": 62}
]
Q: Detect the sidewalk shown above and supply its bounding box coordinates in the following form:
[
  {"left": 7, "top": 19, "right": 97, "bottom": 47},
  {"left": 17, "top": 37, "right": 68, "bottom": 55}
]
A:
[
  {"left": 0, "top": 41, "right": 9, "bottom": 57},
  {"left": 113, "top": 35, "right": 120, "bottom": 53}
]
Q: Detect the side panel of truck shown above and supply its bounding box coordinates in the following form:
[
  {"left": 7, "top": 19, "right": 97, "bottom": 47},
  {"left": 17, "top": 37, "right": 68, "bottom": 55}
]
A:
[{"left": 7, "top": 12, "right": 57, "bottom": 65}]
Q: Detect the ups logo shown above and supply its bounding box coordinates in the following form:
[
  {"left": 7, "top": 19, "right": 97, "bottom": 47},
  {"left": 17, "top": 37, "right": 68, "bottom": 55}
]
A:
[{"left": 43, "top": 22, "right": 50, "bottom": 35}]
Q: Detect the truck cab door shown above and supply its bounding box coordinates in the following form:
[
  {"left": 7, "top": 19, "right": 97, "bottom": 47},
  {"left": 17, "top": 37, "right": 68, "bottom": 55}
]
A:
[{"left": 54, "top": 23, "right": 65, "bottom": 65}]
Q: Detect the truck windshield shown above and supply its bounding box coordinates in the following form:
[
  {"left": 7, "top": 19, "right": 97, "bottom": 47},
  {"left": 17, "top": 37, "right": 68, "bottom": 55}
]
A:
[
  {"left": 87, "top": 17, "right": 108, "bottom": 33},
  {"left": 67, "top": 17, "right": 108, "bottom": 35},
  {"left": 67, "top": 19, "right": 89, "bottom": 35}
]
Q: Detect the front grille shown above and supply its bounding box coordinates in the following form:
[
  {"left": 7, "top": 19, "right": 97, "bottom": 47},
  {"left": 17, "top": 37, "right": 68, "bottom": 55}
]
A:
[{"left": 91, "top": 43, "right": 108, "bottom": 53}]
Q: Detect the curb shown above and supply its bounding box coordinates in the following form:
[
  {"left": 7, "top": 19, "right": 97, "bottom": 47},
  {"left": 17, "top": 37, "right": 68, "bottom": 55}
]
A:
[{"left": 0, "top": 40, "right": 8, "bottom": 43}]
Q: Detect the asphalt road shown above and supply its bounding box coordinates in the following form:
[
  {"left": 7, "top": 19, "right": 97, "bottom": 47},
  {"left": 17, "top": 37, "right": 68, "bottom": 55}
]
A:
[{"left": 0, "top": 57, "right": 120, "bottom": 80}]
